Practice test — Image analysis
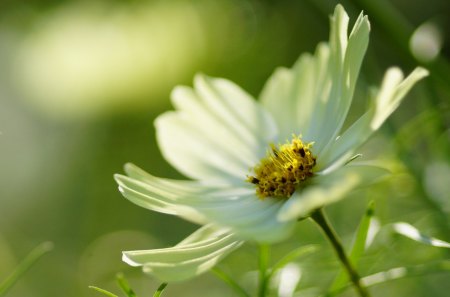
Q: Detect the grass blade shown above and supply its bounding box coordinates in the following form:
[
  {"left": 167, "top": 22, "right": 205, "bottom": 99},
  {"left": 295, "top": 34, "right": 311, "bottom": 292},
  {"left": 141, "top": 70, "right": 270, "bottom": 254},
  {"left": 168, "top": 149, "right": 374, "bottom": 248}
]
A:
[
  {"left": 153, "top": 283, "right": 168, "bottom": 297},
  {"left": 0, "top": 241, "right": 53, "bottom": 296},
  {"left": 89, "top": 286, "right": 119, "bottom": 297},
  {"left": 116, "top": 273, "right": 137, "bottom": 297}
]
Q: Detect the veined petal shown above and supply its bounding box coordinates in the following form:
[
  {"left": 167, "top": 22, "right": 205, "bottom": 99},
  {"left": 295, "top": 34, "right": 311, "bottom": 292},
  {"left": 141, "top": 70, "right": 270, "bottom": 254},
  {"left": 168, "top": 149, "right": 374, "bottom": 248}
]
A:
[
  {"left": 115, "top": 173, "right": 208, "bottom": 224},
  {"left": 123, "top": 225, "right": 243, "bottom": 282},
  {"left": 260, "top": 5, "right": 370, "bottom": 155},
  {"left": 116, "top": 164, "right": 294, "bottom": 243},
  {"left": 278, "top": 164, "right": 389, "bottom": 221},
  {"left": 194, "top": 74, "right": 277, "bottom": 146},
  {"left": 371, "top": 67, "right": 429, "bottom": 129},
  {"left": 156, "top": 74, "right": 277, "bottom": 183},
  {"left": 196, "top": 197, "right": 295, "bottom": 243},
  {"left": 260, "top": 45, "right": 331, "bottom": 144},
  {"left": 156, "top": 112, "right": 250, "bottom": 184},
  {"left": 317, "top": 67, "right": 428, "bottom": 172},
  {"left": 305, "top": 6, "right": 370, "bottom": 154},
  {"left": 170, "top": 86, "right": 262, "bottom": 165}
]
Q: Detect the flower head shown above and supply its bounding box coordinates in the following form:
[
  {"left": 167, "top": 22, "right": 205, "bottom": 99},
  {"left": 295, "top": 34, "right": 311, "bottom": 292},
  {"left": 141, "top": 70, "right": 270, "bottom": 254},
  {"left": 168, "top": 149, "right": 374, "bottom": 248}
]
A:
[{"left": 115, "top": 5, "right": 428, "bottom": 282}]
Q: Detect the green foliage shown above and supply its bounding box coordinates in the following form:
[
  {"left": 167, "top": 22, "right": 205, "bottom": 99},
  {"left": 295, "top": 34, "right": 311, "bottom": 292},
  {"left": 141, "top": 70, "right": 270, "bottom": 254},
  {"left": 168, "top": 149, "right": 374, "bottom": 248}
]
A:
[
  {"left": 0, "top": 0, "right": 449, "bottom": 296},
  {"left": 89, "top": 286, "right": 119, "bottom": 297},
  {"left": 90, "top": 273, "right": 167, "bottom": 297},
  {"left": 330, "top": 201, "right": 375, "bottom": 292},
  {"left": 0, "top": 242, "right": 53, "bottom": 297},
  {"left": 152, "top": 283, "right": 168, "bottom": 297}
]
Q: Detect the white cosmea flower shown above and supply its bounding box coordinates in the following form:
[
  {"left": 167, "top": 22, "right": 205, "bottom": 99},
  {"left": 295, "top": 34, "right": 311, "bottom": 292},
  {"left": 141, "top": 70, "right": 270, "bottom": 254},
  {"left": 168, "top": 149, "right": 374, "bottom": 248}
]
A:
[{"left": 115, "top": 5, "right": 428, "bottom": 282}]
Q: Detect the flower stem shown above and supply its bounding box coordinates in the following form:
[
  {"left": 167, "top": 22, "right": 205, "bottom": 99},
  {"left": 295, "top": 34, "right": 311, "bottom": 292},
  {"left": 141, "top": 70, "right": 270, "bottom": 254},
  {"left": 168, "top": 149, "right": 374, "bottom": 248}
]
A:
[
  {"left": 258, "top": 244, "right": 270, "bottom": 297},
  {"left": 311, "top": 209, "right": 371, "bottom": 297}
]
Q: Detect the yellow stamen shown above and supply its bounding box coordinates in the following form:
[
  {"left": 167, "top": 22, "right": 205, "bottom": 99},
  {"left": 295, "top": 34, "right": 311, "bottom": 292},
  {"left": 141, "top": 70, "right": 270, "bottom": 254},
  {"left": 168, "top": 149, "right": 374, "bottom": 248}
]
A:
[{"left": 247, "top": 135, "right": 316, "bottom": 199}]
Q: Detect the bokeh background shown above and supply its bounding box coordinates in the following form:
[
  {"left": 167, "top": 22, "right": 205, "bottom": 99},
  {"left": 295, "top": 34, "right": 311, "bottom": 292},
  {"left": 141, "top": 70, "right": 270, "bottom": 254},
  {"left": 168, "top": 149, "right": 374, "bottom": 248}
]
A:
[{"left": 0, "top": 0, "right": 449, "bottom": 296}]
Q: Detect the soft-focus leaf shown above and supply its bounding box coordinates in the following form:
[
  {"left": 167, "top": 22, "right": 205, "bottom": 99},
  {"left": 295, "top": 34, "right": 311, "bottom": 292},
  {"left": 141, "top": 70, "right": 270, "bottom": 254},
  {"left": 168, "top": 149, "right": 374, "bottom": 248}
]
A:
[
  {"left": 391, "top": 222, "right": 450, "bottom": 248},
  {"left": 116, "top": 273, "right": 137, "bottom": 297},
  {"left": 153, "top": 283, "right": 168, "bottom": 297},
  {"left": 0, "top": 242, "right": 53, "bottom": 297},
  {"left": 330, "top": 201, "right": 374, "bottom": 291},
  {"left": 268, "top": 245, "right": 318, "bottom": 280},
  {"left": 89, "top": 286, "right": 119, "bottom": 297},
  {"left": 362, "top": 260, "right": 450, "bottom": 287},
  {"left": 211, "top": 268, "right": 250, "bottom": 297},
  {"left": 323, "top": 261, "right": 450, "bottom": 297}
]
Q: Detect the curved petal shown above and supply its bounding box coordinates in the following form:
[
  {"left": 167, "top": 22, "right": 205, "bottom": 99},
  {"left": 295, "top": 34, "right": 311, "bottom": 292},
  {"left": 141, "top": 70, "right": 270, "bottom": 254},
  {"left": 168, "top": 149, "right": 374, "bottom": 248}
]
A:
[
  {"left": 278, "top": 164, "right": 389, "bottom": 221},
  {"left": 260, "top": 52, "right": 316, "bottom": 142},
  {"left": 260, "top": 5, "right": 370, "bottom": 154},
  {"left": 115, "top": 164, "right": 295, "bottom": 243},
  {"left": 123, "top": 225, "right": 243, "bottom": 282},
  {"left": 305, "top": 6, "right": 370, "bottom": 155},
  {"left": 260, "top": 44, "right": 330, "bottom": 144},
  {"left": 317, "top": 67, "right": 428, "bottom": 173},
  {"left": 156, "top": 112, "right": 250, "bottom": 184},
  {"left": 156, "top": 74, "right": 277, "bottom": 183}
]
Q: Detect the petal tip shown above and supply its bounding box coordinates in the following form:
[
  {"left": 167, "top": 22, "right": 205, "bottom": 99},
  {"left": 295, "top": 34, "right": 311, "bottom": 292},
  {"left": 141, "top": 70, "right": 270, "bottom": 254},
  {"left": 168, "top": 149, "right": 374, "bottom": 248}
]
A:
[{"left": 122, "top": 252, "right": 141, "bottom": 267}]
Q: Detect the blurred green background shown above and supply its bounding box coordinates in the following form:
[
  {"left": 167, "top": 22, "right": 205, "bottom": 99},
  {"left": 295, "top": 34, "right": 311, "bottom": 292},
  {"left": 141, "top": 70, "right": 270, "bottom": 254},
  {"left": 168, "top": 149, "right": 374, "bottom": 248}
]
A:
[{"left": 0, "top": 0, "right": 449, "bottom": 296}]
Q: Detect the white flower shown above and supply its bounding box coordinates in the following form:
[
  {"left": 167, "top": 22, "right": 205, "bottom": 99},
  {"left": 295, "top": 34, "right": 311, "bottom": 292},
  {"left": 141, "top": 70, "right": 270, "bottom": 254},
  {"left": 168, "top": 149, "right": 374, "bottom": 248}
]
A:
[{"left": 114, "top": 5, "right": 428, "bottom": 282}]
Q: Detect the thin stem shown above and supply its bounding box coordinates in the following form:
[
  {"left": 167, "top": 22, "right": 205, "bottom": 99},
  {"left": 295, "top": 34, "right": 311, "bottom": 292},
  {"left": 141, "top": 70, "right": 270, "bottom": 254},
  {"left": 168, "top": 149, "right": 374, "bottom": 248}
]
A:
[
  {"left": 311, "top": 209, "right": 371, "bottom": 297},
  {"left": 258, "top": 244, "right": 270, "bottom": 297}
]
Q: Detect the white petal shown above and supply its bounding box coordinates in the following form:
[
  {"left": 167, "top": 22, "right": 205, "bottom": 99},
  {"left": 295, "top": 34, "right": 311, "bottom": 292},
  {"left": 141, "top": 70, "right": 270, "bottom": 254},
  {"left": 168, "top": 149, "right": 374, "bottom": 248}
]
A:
[
  {"left": 115, "top": 173, "right": 208, "bottom": 224},
  {"left": 156, "top": 74, "right": 277, "bottom": 183},
  {"left": 371, "top": 67, "right": 429, "bottom": 129},
  {"left": 305, "top": 6, "right": 370, "bottom": 155},
  {"left": 171, "top": 86, "right": 261, "bottom": 165},
  {"left": 317, "top": 67, "right": 428, "bottom": 172},
  {"left": 116, "top": 164, "right": 295, "bottom": 243},
  {"left": 260, "top": 54, "right": 313, "bottom": 142},
  {"left": 278, "top": 164, "right": 389, "bottom": 221},
  {"left": 196, "top": 197, "right": 295, "bottom": 243},
  {"left": 156, "top": 112, "right": 250, "bottom": 184},
  {"left": 194, "top": 74, "right": 277, "bottom": 146},
  {"left": 123, "top": 225, "right": 243, "bottom": 282},
  {"left": 260, "top": 5, "right": 370, "bottom": 155}
]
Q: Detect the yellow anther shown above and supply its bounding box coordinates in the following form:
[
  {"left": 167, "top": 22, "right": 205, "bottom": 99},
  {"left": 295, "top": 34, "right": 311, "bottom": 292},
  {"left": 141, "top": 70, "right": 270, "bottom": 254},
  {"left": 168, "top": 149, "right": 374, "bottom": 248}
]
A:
[{"left": 247, "top": 135, "right": 316, "bottom": 199}]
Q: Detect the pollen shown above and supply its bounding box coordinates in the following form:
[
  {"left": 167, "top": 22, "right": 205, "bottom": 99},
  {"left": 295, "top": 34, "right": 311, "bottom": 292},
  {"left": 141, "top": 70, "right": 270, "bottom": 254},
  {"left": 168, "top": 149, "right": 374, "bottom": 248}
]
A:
[{"left": 247, "top": 135, "right": 316, "bottom": 199}]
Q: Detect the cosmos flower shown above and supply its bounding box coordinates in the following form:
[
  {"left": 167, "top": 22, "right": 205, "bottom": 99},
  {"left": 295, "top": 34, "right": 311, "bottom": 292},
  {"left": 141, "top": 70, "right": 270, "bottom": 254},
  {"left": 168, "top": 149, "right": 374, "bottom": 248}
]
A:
[{"left": 114, "top": 5, "right": 428, "bottom": 282}]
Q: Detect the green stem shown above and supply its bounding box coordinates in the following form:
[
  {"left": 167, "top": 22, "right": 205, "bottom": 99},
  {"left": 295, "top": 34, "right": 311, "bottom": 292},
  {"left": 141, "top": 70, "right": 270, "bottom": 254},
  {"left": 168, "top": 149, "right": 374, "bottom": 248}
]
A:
[
  {"left": 258, "top": 244, "right": 270, "bottom": 297},
  {"left": 311, "top": 209, "right": 371, "bottom": 297}
]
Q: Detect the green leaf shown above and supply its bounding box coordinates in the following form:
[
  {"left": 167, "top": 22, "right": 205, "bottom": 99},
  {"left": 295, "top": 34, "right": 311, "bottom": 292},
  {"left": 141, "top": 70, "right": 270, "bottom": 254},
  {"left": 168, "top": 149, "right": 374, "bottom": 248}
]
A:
[
  {"left": 153, "top": 283, "right": 168, "bottom": 297},
  {"left": 116, "top": 273, "right": 137, "bottom": 297},
  {"left": 362, "top": 260, "right": 450, "bottom": 286},
  {"left": 89, "top": 286, "right": 119, "bottom": 297},
  {"left": 0, "top": 241, "right": 54, "bottom": 296},
  {"left": 330, "top": 201, "right": 375, "bottom": 292},
  {"left": 323, "top": 260, "right": 450, "bottom": 297},
  {"left": 267, "top": 244, "right": 318, "bottom": 280},
  {"left": 391, "top": 222, "right": 450, "bottom": 248},
  {"left": 211, "top": 268, "right": 250, "bottom": 297}
]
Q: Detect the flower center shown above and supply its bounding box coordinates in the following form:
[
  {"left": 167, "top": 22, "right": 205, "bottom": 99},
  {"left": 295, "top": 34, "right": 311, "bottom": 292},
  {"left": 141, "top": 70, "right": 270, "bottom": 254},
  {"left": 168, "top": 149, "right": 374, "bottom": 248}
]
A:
[{"left": 247, "top": 135, "right": 316, "bottom": 199}]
